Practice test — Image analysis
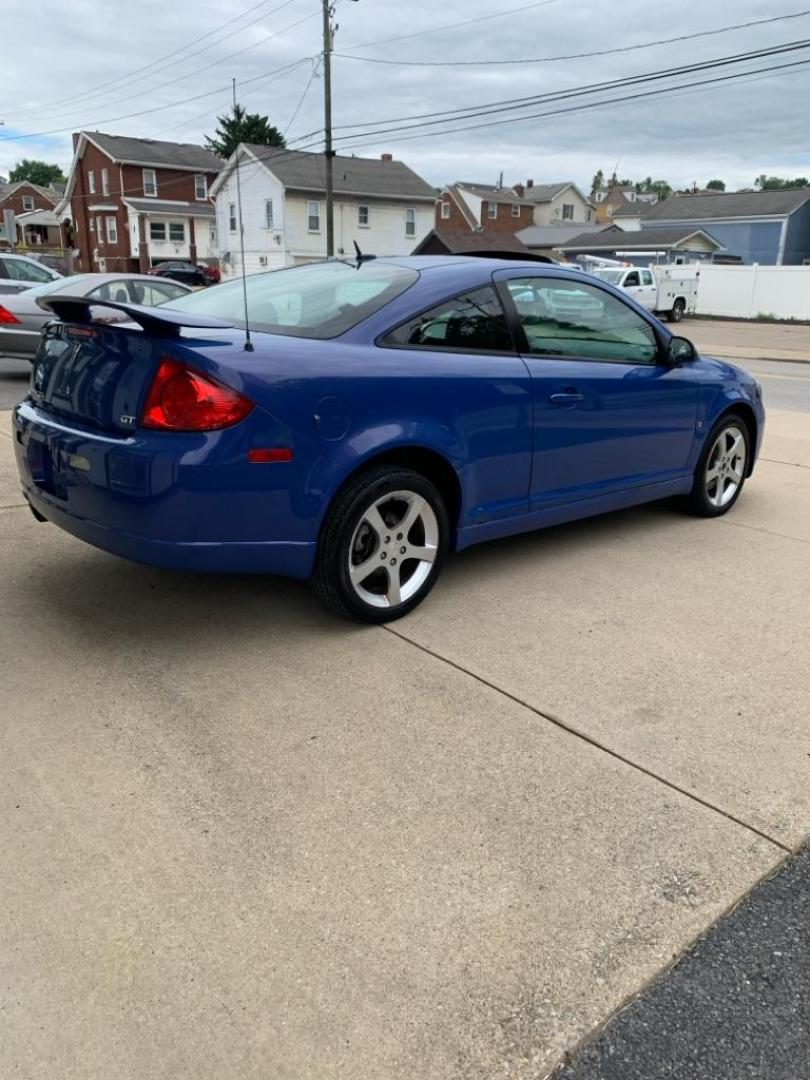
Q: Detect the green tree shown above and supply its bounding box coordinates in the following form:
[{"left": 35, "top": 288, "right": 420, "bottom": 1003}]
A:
[
  {"left": 755, "top": 174, "right": 809, "bottom": 190},
  {"left": 9, "top": 159, "right": 66, "bottom": 186},
  {"left": 590, "top": 169, "right": 604, "bottom": 195},
  {"left": 706, "top": 179, "right": 726, "bottom": 191},
  {"left": 205, "top": 103, "right": 286, "bottom": 159}
]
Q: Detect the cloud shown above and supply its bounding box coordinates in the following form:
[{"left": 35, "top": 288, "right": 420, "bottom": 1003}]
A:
[{"left": 2, "top": 0, "right": 809, "bottom": 192}]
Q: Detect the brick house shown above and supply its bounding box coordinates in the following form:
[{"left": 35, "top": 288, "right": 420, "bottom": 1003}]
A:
[
  {"left": 592, "top": 184, "right": 658, "bottom": 225},
  {"left": 0, "top": 182, "right": 60, "bottom": 247},
  {"left": 436, "top": 182, "right": 535, "bottom": 235},
  {"left": 61, "top": 132, "right": 223, "bottom": 272}
]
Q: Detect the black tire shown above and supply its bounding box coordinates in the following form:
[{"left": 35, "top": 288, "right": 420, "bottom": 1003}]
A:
[
  {"left": 667, "top": 298, "right": 686, "bottom": 323},
  {"left": 312, "top": 465, "right": 449, "bottom": 623},
  {"left": 684, "top": 413, "right": 750, "bottom": 517}
]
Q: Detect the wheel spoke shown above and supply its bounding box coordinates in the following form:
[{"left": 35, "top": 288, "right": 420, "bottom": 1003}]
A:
[
  {"left": 728, "top": 433, "right": 743, "bottom": 458},
  {"left": 399, "top": 495, "right": 427, "bottom": 537},
  {"left": 731, "top": 459, "right": 745, "bottom": 482},
  {"left": 712, "top": 477, "right": 725, "bottom": 506},
  {"left": 384, "top": 566, "right": 403, "bottom": 607},
  {"left": 362, "top": 504, "right": 389, "bottom": 542},
  {"left": 407, "top": 544, "right": 437, "bottom": 564},
  {"left": 349, "top": 553, "right": 380, "bottom": 586},
  {"left": 705, "top": 463, "right": 721, "bottom": 485}
]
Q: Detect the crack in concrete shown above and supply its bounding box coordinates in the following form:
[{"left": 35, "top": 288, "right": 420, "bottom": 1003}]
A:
[{"left": 382, "top": 625, "right": 791, "bottom": 855}]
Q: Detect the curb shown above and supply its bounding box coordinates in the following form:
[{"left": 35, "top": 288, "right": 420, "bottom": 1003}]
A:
[{"left": 706, "top": 352, "right": 810, "bottom": 367}]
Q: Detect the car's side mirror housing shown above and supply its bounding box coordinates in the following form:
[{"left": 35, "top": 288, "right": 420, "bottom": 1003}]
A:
[{"left": 668, "top": 335, "right": 696, "bottom": 365}]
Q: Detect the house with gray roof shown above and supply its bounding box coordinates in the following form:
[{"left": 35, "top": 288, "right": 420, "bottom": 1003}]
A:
[
  {"left": 62, "top": 131, "right": 223, "bottom": 272},
  {"left": 556, "top": 224, "right": 723, "bottom": 265},
  {"left": 639, "top": 188, "right": 810, "bottom": 264},
  {"left": 209, "top": 145, "right": 435, "bottom": 275}
]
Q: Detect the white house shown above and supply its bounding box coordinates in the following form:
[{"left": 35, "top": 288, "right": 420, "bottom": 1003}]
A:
[{"left": 210, "top": 145, "right": 436, "bottom": 277}]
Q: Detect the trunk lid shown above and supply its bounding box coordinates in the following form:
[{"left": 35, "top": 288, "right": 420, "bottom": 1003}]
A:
[{"left": 31, "top": 321, "right": 165, "bottom": 435}]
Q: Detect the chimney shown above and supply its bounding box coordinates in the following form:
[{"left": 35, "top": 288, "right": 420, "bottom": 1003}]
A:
[
  {"left": 527, "top": 179, "right": 534, "bottom": 188},
  {"left": 513, "top": 183, "right": 524, "bottom": 197},
  {"left": 381, "top": 153, "right": 393, "bottom": 162}
]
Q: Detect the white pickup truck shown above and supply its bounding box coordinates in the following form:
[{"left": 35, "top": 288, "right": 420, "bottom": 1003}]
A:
[{"left": 590, "top": 264, "right": 698, "bottom": 323}]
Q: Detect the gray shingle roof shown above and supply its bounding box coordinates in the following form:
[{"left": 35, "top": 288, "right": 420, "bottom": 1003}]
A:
[
  {"left": 85, "top": 132, "right": 223, "bottom": 172},
  {"left": 412, "top": 228, "right": 531, "bottom": 255},
  {"left": 558, "top": 226, "right": 721, "bottom": 250},
  {"left": 518, "top": 181, "right": 576, "bottom": 204},
  {"left": 517, "top": 224, "right": 610, "bottom": 246},
  {"left": 456, "top": 182, "right": 529, "bottom": 206},
  {"left": 245, "top": 147, "right": 435, "bottom": 200},
  {"left": 612, "top": 195, "right": 658, "bottom": 218},
  {"left": 124, "top": 198, "right": 215, "bottom": 217},
  {"left": 644, "top": 189, "right": 810, "bottom": 221}
]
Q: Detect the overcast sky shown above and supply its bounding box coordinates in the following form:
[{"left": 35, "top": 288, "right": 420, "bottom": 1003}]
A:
[{"left": 2, "top": 0, "right": 809, "bottom": 192}]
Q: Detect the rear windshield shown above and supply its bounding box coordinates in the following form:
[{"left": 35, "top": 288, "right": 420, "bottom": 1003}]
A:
[
  {"left": 15, "top": 274, "right": 94, "bottom": 298},
  {"left": 166, "top": 260, "right": 419, "bottom": 339}
]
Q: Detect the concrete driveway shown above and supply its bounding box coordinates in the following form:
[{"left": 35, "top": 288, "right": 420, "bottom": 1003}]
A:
[{"left": 1, "top": 393, "right": 808, "bottom": 1079}]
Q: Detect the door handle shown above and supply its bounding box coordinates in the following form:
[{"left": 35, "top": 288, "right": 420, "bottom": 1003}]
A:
[{"left": 549, "top": 392, "right": 584, "bottom": 405}]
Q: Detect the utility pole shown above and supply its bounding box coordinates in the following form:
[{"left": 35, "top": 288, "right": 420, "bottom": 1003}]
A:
[{"left": 322, "top": 0, "right": 334, "bottom": 257}]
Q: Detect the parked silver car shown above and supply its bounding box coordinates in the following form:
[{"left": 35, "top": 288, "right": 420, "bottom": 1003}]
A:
[
  {"left": 0, "top": 273, "right": 191, "bottom": 362},
  {"left": 0, "top": 252, "right": 63, "bottom": 296}
]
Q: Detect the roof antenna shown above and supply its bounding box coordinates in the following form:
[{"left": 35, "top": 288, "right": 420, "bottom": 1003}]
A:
[
  {"left": 232, "top": 77, "right": 254, "bottom": 352},
  {"left": 353, "top": 240, "right": 375, "bottom": 268}
]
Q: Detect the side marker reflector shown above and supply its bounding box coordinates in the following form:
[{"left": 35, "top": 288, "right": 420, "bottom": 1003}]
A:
[{"left": 248, "top": 448, "right": 294, "bottom": 463}]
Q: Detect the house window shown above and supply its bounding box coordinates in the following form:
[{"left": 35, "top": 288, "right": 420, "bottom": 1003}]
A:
[
  {"left": 562, "top": 203, "right": 574, "bottom": 220},
  {"left": 405, "top": 207, "right": 416, "bottom": 237},
  {"left": 169, "top": 222, "right": 185, "bottom": 243},
  {"left": 265, "top": 199, "right": 274, "bottom": 229},
  {"left": 358, "top": 204, "right": 369, "bottom": 227},
  {"left": 150, "top": 221, "right": 166, "bottom": 241},
  {"left": 96, "top": 216, "right": 104, "bottom": 240},
  {"left": 89, "top": 217, "right": 95, "bottom": 233},
  {"left": 487, "top": 203, "right": 497, "bottom": 219},
  {"left": 88, "top": 171, "right": 96, "bottom": 194},
  {"left": 587, "top": 209, "right": 592, "bottom": 222},
  {"left": 195, "top": 174, "right": 207, "bottom": 200},
  {"left": 441, "top": 202, "right": 450, "bottom": 220},
  {"left": 106, "top": 217, "right": 118, "bottom": 244},
  {"left": 511, "top": 204, "right": 520, "bottom": 218},
  {"left": 22, "top": 195, "right": 35, "bottom": 211},
  {"left": 308, "top": 200, "right": 320, "bottom": 232},
  {"left": 101, "top": 168, "right": 109, "bottom": 196},
  {"left": 229, "top": 203, "right": 237, "bottom": 232},
  {"left": 143, "top": 169, "right": 157, "bottom": 197}
]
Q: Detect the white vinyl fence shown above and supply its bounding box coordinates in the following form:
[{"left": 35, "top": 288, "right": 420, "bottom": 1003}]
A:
[{"left": 695, "top": 264, "right": 810, "bottom": 321}]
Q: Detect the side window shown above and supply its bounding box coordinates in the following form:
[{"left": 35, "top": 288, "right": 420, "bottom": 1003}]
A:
[
  {"left": 506, "top": 277, "right": 659, "bottom": 365},
  {"left": 624, "top": 270, "right": 640, "bottom": 287},
  {"left": 6, "top": 259, "right": 53, "bottom": 283},
  {"left": 88, "top": 280, "right": 131, "bottom": 303},
  {"left": 640, "top": 270, "right": 654, "bottom": 286},
  {"left": 383, "top": 286, "right": 512, "bottom": 352}
]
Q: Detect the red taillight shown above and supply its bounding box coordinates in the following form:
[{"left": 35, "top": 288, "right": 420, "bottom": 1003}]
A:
[
  {"left": 140, "top": 358, "right": 254, "bottom": 431},
  {"left": 248, "top": 447, "right": 293, "bottom": 463},
  {"left": 0, "top": 305, "right": 20, "bottom": 325}
]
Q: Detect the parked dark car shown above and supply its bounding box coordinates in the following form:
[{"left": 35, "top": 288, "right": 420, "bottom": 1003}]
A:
[{"left": 147, "top": 261, "right": 208, "bottom": 287}]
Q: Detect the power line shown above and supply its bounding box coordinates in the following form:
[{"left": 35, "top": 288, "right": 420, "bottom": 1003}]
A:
[
  {"left": 339, "top": 0, "right": 561, "bottom": 51},
  {"left": 335, "top": 8, "right": 810, "bottom": 66},
  {"left": 283, "top": 58, "right": 322, "bottom": 135},
  {"left": 318, "top": 55, "right": 810, "bottom": 155},
  {"left": 323, "top": 38, "right": 810, "bottom": 140},
  {"left": 8, "top": 0, "right": 305, "bottom": 122}
]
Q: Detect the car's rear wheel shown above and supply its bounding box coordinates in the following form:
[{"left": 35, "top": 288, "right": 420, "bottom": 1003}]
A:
[
  {"left": 312, "top": 465, "right": 449, "bottom": 622},
  {"left": 685, "top": 414, "right": 749, "bottom": 516},
  {"left": 667, "top": 298, "right": 686, "bottom": 323}
]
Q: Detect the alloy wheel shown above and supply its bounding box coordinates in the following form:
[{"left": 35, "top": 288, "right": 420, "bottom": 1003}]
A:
[
  {"left": 705, "top": 425, "right": 747, "bottom": 509},
  {"left": 348, "top": 490, "right": 439, "bottom": 609}
]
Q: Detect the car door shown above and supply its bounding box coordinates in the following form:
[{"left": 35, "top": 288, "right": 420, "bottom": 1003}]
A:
[
  {"left": 496, "top": 271, "right": 698, "bottom": 509},
  {"left": 619, "top": 268, "right": 647, "bottom": 308},
  {"left": 637, "top": 268, "right": 658, "bottom": 310},
  {"left": 380, "top": 284, "right": 532, "bottom": 525}
]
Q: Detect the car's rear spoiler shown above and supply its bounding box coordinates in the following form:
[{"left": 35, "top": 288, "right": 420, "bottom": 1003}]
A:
[{"left": 37, "top": 296, "right": 233, "bottom": 337}]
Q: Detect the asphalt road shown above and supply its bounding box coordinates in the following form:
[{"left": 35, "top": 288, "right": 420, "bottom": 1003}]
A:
[
  {"left": 556, "top": 846, "right": 810, "bottom": 1080},
  {"left": 2, "top": 353, "right": 810, "bottom": 412}
]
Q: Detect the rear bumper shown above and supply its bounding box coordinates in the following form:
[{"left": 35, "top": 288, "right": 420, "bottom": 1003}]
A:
[{"left": 13, "top": 399, "right": 319, "bottom": 579}]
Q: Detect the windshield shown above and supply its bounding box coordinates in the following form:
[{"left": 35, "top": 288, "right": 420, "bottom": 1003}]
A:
[
  {"left": 591, "top": 269, "right": 625, "bottom": 284},
  {"left": 16, "top": 275, "right": 93, "bottom": 298},
  {"left": 167, "top": 261, "right": 420, "bottom": 339}
]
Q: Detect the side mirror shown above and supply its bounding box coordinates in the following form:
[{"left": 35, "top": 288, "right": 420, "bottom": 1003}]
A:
[{"left": 668, "top": 335, "right": 696, "bottom": 365}]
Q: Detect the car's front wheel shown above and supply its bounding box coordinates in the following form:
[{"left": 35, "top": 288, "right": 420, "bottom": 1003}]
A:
[
  {"left": 312, "top": 465, "right": 449, "bottom": 622},
  {"left": 685, "top": 414, "right": 750, "bottom": 516}
]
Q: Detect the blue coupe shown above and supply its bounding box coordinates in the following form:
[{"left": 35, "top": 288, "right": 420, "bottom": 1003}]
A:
[{"left": 13, "top": 257, "right": 764, "bottom": 621}]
